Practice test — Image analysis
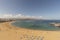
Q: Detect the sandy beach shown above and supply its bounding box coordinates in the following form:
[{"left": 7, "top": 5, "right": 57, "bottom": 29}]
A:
[{"left": 0, "top": 22, "right": 60, "bottom": 40}]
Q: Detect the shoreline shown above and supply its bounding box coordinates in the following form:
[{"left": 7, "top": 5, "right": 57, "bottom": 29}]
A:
[
  {"left": 10, "top": 21, "right": 60, "bottom": 31},
  {"left": 0, "top": 21, "right": 60, "bottom": 40}
]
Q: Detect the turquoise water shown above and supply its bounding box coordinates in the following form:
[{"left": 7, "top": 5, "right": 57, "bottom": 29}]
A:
[{"left": 12, "top": 20, "right": 60, "bottom": 31}]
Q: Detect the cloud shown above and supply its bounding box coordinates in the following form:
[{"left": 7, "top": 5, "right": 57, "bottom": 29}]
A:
[
  {"left": 0, "top": 14, "right": 44, "bottom": 19},
  {"left": 0, "top": 14, "right": 13, "bottom": 18}
]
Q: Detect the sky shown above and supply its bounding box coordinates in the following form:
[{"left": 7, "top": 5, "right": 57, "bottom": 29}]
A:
[{"left": 0, "top": 0, "right": 60, "bottom": 19}]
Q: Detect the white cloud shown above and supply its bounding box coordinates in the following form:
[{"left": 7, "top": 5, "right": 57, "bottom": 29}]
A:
[
  {"left": 0, "top": 14, "right": 13, "bottom": 18},
  {"left": 0, "top": 13, "right": 44, "bottom": 19}
]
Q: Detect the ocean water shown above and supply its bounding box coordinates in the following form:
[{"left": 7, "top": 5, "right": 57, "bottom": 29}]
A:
[{"left": 12, "top": 20, "right": 60, "bottom": 31}]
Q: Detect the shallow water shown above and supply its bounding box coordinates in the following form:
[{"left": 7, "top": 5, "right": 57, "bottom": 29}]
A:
[{"left": 12, "top": 20, "right": 60, "bottom": 31}]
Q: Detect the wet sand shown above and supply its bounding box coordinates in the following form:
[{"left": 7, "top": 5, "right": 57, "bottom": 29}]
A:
[{"left": 0, "top": 22, "right": 60, "bottom": 40}]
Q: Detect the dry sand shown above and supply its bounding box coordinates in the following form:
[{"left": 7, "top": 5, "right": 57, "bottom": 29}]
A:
[{"left": 0, "top": 22, "right": 60, "bottom": 40}]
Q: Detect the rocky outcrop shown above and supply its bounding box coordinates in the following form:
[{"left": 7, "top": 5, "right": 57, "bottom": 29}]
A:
[{"left": 50, "top": 23, "right": 60, "bottom": 27}]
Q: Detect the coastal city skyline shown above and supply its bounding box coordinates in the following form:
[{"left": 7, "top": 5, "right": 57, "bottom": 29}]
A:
[{"left": 0, "top": 0, "right": 60, "bottom": 19}]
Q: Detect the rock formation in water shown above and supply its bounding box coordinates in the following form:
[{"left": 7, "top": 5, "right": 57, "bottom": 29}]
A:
[{"left": 50, "top": 23, "right": 60, "bottom": 27}]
